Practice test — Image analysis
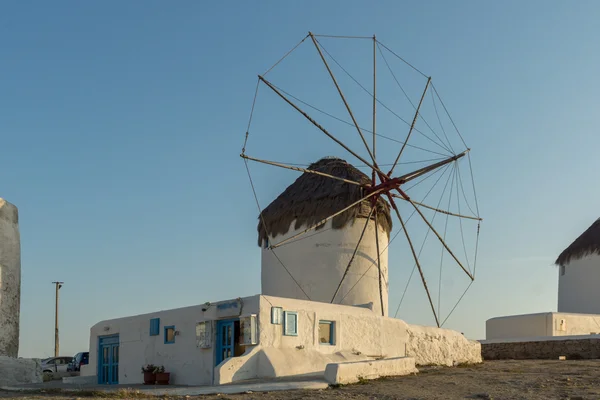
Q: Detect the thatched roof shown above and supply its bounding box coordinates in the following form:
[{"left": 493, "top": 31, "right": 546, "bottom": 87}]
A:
[
  {"left": 257, "top": 157, "right": 392, "bottom": 247},
  {"left": 555, "top": 218, "right": 600, "bottom": 267}
]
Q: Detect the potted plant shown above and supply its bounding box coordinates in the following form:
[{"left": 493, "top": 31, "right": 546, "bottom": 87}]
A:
[
  {"left": 155, "top": 366, "right": 170, "bottom": 385},
  {"left": 141, "top": 364, "right": 157, "bottom": 385}
]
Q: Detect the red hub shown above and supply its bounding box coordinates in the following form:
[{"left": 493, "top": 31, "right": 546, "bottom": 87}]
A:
[{"left": 364, "top": 176, "right": 404, "bottom": 195}]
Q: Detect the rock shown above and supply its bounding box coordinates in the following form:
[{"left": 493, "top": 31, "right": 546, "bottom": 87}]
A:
[
  {"left": 406, "top": 325, "right": 482, "bottom": 366},
  {"left": 0, "top": 356, "right": 42, "bottom": 386}
]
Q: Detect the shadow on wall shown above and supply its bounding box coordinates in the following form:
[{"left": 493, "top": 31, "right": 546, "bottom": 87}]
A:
[
  {"left": 218, "top": 346, "right": 319, "bottom": 384},
  {"left": 226, "top": 348, "right": 320, "bottom": 384},
  {"left": 215, "top": 346, "right": 261, "bottom": 384},
  {"left": 224, "top": 347, "right": 369, "bottom": 384}
]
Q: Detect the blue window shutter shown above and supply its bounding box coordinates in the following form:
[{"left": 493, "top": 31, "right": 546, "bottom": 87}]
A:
[
  {"left": 283, "top": 311, "right": 298, "bottom": 336},
  {"left": 150, "top": 318, "right": 160, "bottom": 336}
]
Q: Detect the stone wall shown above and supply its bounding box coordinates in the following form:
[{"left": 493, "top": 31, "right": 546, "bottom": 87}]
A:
[{"left": 482, "top": 338, "right": 600, "bottom": 360}]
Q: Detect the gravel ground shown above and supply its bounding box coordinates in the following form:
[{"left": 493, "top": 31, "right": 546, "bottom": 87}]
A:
[{"left": 1, "top": 360, "right": 600, "bottom": 399}]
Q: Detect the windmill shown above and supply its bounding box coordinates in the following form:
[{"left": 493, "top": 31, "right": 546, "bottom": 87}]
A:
[{"left": 241, "top": 32, "right": 482, "bottom": 328}]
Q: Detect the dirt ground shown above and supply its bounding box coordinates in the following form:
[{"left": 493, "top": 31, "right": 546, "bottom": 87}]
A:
[{"left": 2, "top": 360, "right": 600, "bottom": 400}]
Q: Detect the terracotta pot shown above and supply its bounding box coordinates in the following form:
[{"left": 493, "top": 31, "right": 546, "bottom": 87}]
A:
[
  {"left": 143, "top": 372, "right": 156, "bottom": 385},
  {"left": 156, "top": 372, "right": 170, "bottom": 385}
]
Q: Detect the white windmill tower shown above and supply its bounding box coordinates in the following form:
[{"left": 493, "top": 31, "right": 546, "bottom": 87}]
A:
[
  {"left": 258, "top": 156, "right": 393, "bottom": 316},
  {"left": 556, "top": 218, "right": 600, "bottom": 315}
]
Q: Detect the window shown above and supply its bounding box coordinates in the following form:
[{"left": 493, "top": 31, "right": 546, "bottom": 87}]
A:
[
  {"left": 164, "top": 326, "right": 175, "bottom": 344},
  {"left": 196, "top": 321, "right": 212, "bottom": 348},
  {"left": 150, "top": 318, "right": 160, "bottom": 336},
  {"left": 271, "top": 307, "right": 283, "bottom": 324},
  {"left": 319, "top": 320, "right": 335, "bottom": 345},
  {"left": 283, "top": 311, "right": 298, "bottom": 336},
  {"left": 240, "top": 314, "right": 258, "bottom": 345},
  {"left": 560, "top": 265, "right": 566, "bottom": 276}
]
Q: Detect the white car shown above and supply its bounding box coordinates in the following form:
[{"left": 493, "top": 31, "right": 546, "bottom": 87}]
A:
[{"left": 41, "top": 356, "right": 73, "bottom": 374}]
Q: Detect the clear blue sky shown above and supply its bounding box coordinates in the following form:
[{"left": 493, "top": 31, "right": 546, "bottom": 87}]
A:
[{"left": 2, "top": 1, "right": 599, "bottom": 358}]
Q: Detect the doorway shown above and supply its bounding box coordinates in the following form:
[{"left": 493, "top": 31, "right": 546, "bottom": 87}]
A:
[
  {"left": 215, "top": 319, "right": 243, "bottom": 366},
  {"left": 98, "top": 335, "right": 119, "bottom": 384}
]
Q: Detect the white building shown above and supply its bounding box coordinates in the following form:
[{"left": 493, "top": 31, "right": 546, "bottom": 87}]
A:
[
  {"left": 85, "top": 158, "right": 481, "bottom": 386},
  {"left": 485, "top": 218, "right": 600, "bottom": 341}
]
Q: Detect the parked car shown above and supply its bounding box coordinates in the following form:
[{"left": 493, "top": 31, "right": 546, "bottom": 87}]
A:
[
  {"left": 41, "top": 356, "right": 73, "bottom": 374},
  {"left": 67, "top": 352, "right": 89, "bottom": 372}
]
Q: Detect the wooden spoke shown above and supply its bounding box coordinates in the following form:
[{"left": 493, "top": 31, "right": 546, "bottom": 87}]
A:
[
  {"left": 388, "top": 77, "right": 432, "bottom": 176},
  {"left": 387, "top": 194, "right": 440, "bottom": 327},
  {"left": 372, "top": 34, "right": 377, "bottom": 187},
  {"left": 330, "top": 205, "right": 376, "bottom": 303},
  {"left": 391, "top": 194, "right": 482, "bottom": 221},
  {"left": 374, "top": 209, "right": 385, "bottom": 316},
  {"left": 270, "top": 189, "right": 384, "bottom": 249},
  {"left": 396, "top": 149, "right": 469, "bottom": 184},
  {"left": 394, "top": 188, "right": 474, "bottom": 281},
  {"left": 309, "top": 32, "right": 378, "bottom": 167},
  {"left": 241, "top": 154, "right": 364, "bottom": 187},
  {"left": 258, "top": 76, "right": 388, "bottom": 178}
]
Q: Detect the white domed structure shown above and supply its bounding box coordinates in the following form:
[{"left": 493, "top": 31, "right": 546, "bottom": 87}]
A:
[
  {"left": 258, "top": 157, "right": 392, "bottom": 316},
  {"left": 556, "top": 217, "right": 600, "bottom": 315},
  {"left": 0, "top": 199, "right": 21, "bottom": 357}
]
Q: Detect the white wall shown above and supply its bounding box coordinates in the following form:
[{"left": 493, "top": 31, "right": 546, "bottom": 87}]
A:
[
  {"left": 0, "top": 199, "right": 20, "bottom": 358},
  {"left": 481, "top": 333, "right": 600, "bottom": 344},
  {"left": 216, "top": 295, "right": 393, "bottom": 384},
  {"left": 217, "top": 295, "right": 481, "bottom": 384},
  {"left": 558, "top": 254, "right": 600, "bottom": 314},
  {"left": 257, "top": 295, "right": 405, "bottom": 358},
  {"left": 88, "top": 296, "right": 260, "bottom": 386},
  {"left": 486, "top": 313, "right": 552, "bottom": 340},
  {"left": 261, "top": 219, "right": 389, "bottom": 316},
  {"left": 486, "top": 312, "right": 600, "bottom": 340},
  {"left": 551, "top": 312, "right": 600, "bottom": 336}
]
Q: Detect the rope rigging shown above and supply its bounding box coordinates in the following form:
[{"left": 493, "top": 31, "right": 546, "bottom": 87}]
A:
[
  {"left": 243, "top": 159, "right": 312, "bottom": 301},
  {"left": 315, "top": 38, "right": 454, "bottom": 156},
  {"left": 395, "top": 162, "right": 455, "bottom": 318},
  {"left": 343, "top": 162, "right": 454, "bottom": 307},
  {"left": 266, "top": 81, "right": 452, "bottom": 158},
  {"left": 377, "top": 42, "right": 453, "bottom": 155},
  {"left": 438, "top": 164, "right": 458, "bottom": 316}
]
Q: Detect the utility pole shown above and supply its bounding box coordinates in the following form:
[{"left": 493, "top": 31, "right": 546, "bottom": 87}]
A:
[{"left": 52, "top": 282, "right": 63, "bottom": 357}]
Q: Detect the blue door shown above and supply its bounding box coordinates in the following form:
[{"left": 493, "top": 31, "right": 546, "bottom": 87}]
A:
[
  {"left": 215, "top": 320, "right": 235, "bottom": 366},
  {"left": 98, "top": 335, "right": 119, "bottom": 384}
]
